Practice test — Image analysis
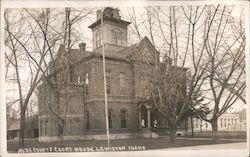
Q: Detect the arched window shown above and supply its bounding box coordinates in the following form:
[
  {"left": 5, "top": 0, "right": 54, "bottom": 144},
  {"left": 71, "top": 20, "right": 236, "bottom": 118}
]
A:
[
  {"left": 44, "top": 119, "right": 48, "bottom": 136},
  {"left": 106, "top": 70, "right": 111, "bottom": 94},
  {"left": 119, "top": 72, "right": 125, "bottom": 95},
  {"left": 96, "top": 31, "right": 103, "bottom": 48},
  {"left": 120, "top": 109, "right": 127, "bottom": 128},
  {"left": 108, "top": 109, "right": 112, "bottom": 129},
  {"left": 112, "top": 28, "right": 122, "bottom": 46},
  {"left": 85, "top": 73, "right": 89, "bottom": 95},
  {"left": 143, "top": 79, "right": 150, "bottom": 96},
  {"left": 85, "top": 111, "right": 90, "bottom": 130}
]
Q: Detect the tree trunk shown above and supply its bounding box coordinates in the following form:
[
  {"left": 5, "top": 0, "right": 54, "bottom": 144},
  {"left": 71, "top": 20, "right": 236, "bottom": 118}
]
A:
[
  {"left": 184, "top": 118, "right": 188, "bottom": 136},
  {"left": 191, "top": 115, "right": 194, "bottom": 137},
  {"left": 57, "top": 119, "right": 65, "bottom": 144},
  {"left": 168, "top": 116, "right": 177, "bottom": 144},
  {"left": 169, "top": 125, "right": 177, "bottom": 144},
  {"left": 19, "top": 109, "right": 26, "bottom": 146},
  {"left": 200, "top": 119, "right": 202, "bottom": 133},
  {"left": 211, "top": 119, "right": 218, "bottom": 141}
]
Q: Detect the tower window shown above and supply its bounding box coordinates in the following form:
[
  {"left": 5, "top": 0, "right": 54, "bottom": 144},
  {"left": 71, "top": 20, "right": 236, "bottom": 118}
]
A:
[
  {"left": 96, "top": 31, "right": 103, "bottom": 48},
  {"left": 112, "top": 28, "right": 122, "bottom": 46}
]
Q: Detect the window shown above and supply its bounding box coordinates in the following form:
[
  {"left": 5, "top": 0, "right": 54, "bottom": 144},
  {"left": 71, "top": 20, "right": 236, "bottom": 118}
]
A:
[
  {"left": 86, "top": 112, "right": 90, "bottom": 130},
  {"left": 85, "top": 73, "right": 89, "bottom": 95},
  {"left": 45, "top": 119, "right": 48, "bottom": 136},
  {"left": 106, "top": 71, "right": 111, "bottom": 94},
  {"left": 68, "top": 120, "right": 73, "bottom": 134},
  {"left": 143, "top": 79, "right": 150, "bottom": 96},
  {"left": 96, "top": 31, "right": 103, "bottom": 48},
  {"left": 108, "top": 110, "right": 112, "bottom": 129},
  {"left": 119, "top": 73, "right": 125, "bottom": 95},
  {"left": 70, "top": 68, "right": 74, "bottom": 82},
  {"left": 112, "top": 28, "right": 122, "bottom": 46},
  {"left": 121, "top": 109, "right": 127, "bottom": 128},
  {"left": 54, "top": 121, "right": 57, "bottom": 135},
  {"left": 40, "top": 120, "right": 43, "bottom": 136}
]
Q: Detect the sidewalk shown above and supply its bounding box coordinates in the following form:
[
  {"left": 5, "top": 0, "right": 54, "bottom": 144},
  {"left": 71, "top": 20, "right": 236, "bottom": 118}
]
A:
[
  {"left": 163, "top": 142, "right": 247, "bottom": 150},
  {"left": 176, "top": 136, "right": 246, "bottom": 141}
]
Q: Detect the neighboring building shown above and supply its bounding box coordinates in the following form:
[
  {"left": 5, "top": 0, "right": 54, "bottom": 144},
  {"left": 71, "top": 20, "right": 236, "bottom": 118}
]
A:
[
  {"left": 38, "top": 7, "right": 187, "bottom": 141},
  {"left": 7, "top": 116, "right": 19, "bottom": 139},
  {"left": 7, "top": 115, "right": 39, "bottom": 140},
  {"left": 189, "top": 111, "right": 246, "bottom": 132},
  {"left": 239, "top": 108, "right": 247, "bottom": 131}
]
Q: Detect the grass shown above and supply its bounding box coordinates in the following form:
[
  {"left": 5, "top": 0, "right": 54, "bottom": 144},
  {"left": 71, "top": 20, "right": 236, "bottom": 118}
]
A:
[{"left": 7, "top": 136, "right": 246, "bottom": 153}]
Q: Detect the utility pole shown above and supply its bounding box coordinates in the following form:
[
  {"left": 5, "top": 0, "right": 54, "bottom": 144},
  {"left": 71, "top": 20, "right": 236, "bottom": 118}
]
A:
[{"left": 101, "top": 8, "right": 110, "bottom": 148}]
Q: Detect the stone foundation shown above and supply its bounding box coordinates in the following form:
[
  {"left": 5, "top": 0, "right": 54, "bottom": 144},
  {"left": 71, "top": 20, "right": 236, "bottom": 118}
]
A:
[{"left": 38, "top": 131, "right": 159, "bottom": 142}]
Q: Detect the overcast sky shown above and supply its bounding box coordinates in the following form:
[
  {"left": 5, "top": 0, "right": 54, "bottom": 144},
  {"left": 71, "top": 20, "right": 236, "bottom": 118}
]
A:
[{"left": 4, "top": 4, "right": 247, "bottom": 117}]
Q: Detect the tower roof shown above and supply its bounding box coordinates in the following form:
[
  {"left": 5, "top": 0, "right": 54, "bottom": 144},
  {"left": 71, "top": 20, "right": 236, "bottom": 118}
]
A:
[{"left": 88, "top": 7, "right": 131, "bottom": 29}]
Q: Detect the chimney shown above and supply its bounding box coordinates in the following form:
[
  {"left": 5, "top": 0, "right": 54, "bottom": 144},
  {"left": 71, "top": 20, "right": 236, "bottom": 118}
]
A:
[
  {"left": 79, "top": 43, "right": 86, "bottom": 52},
  {"left": 97, "top": 10, "right": 102, "bottom": 20}
]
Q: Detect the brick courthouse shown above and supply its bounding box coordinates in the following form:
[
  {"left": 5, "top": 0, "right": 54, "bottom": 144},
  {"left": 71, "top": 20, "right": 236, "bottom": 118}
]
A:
[{"left": 38, "top": 7, "right": 187, "bottom": 141}]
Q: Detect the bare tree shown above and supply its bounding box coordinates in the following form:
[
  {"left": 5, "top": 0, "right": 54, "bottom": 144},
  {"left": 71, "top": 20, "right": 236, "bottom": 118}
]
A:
[
  {"left": 24, "top": 8, "right": 95, "bottom": 142},
  {"left": 5, "top": 8, "right": 95, "bottom": 145},
  {"left": 126, "top": 5, "right": 245, "bottom": 143},
  {"left": 126, "top": 5, "right": 209, "bottom": 143},
  {"left": 199, "top": 5, "right": 245, "bottom": 139},
  {"left": 5, "top": 9, "right": 50, "bottom": 146}
]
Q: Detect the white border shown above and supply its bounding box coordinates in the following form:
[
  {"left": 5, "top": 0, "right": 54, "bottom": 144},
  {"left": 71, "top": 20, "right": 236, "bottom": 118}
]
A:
[
  {"left": 1, "top": 0, "right": 249, "bottom": 8},
  {"left": 0, "top": 1, "right": 249, "bottom": 157},
  {"left": 245, "top": 1, "right": 250, "bottom": 156}
]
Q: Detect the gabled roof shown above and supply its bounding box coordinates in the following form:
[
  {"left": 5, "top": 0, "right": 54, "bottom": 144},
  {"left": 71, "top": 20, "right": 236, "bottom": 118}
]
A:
[
  {"left": 54, "top": 36, "right": 160, "bottom": 69},
  {"left": 118, "top": 36, "right": 160, "bottom": 64}
]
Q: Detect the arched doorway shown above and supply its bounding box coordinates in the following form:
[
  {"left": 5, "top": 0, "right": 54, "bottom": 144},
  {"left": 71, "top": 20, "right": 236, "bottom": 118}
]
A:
[
  {"left": 140, "top": 105, "right": 148, "bottom": 128},
  {"left": 150, "top": 108, "right": 159, "bottom": 128}
]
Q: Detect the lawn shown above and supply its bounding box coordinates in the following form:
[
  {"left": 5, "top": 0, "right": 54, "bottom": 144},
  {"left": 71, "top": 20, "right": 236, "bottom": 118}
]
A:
[{"left": 7, "top": 136, "right": 246, "bottom": 153}]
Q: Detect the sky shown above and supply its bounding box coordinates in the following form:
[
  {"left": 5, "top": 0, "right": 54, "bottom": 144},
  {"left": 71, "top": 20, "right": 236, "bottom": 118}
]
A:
[{"left": 4, "top": 4, "right": 247, "bottom": 118}]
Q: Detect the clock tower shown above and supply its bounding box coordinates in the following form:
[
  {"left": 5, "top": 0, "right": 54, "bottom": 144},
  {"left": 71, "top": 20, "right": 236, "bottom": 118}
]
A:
[{"left": 89, "top": 7, "right": 131, "bottom": 53}]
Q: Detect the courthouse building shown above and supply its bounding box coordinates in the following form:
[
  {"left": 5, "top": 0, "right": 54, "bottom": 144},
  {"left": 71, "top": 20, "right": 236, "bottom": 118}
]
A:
[{"left": 38, "top": 7, "right": 187, "bottom": 141}]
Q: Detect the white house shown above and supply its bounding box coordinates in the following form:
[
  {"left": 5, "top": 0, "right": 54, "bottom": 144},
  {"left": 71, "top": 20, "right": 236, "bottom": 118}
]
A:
[{"left": 189, "top": 112, "right": 246, "bottom": 132}]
